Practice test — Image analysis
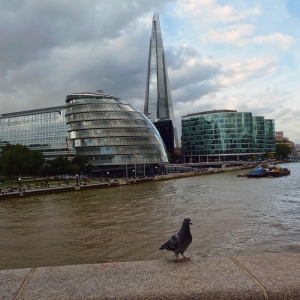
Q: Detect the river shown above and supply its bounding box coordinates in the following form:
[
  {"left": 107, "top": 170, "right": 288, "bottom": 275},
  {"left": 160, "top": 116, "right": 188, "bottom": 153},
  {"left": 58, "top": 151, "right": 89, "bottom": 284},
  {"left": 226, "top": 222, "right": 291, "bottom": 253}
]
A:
[{"left": 1, "top": 163, "right": 300, "bottom": 270}]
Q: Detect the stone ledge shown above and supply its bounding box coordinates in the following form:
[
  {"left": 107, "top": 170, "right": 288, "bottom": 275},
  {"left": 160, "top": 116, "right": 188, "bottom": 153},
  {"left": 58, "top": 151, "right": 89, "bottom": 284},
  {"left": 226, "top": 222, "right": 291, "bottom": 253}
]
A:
[{"left": 1, "top": 254, "right": 300, "bottom": 299}]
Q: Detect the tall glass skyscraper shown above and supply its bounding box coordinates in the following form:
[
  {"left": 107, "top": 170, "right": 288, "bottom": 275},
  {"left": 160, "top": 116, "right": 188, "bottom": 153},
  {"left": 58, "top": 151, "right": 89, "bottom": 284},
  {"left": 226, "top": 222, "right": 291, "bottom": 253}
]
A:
[{"left": 144, "top": 12, "right": 179, "bottom": 147}]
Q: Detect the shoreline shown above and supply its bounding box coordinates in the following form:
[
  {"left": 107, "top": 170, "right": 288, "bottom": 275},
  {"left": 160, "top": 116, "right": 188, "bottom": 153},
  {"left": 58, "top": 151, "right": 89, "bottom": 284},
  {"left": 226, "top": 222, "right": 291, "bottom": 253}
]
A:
[{"left": 0, "top": 165, "right": 252, "bottom": 200}]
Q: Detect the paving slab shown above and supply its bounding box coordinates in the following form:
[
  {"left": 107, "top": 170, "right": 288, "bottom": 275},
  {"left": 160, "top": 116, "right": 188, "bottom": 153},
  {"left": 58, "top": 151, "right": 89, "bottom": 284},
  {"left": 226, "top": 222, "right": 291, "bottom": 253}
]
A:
[
  {"left": 0, "top": 268, "right": 30, "bottom": 300},
  {"left": 13, "top": 258, "right": 263, "bottom": 300},
  {"left": 233, "top": 253, "right": 300, "bottom": 299}
]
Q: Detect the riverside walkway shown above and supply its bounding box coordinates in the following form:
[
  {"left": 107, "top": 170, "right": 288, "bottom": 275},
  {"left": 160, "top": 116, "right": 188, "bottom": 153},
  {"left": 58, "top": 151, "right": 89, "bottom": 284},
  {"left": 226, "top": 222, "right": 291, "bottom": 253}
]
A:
[
  {"left": 0, "top": 165, "right": 250, "bottom": 200},
  {"left": 1, "top": 253, "right": 300, "bottom": 299}
]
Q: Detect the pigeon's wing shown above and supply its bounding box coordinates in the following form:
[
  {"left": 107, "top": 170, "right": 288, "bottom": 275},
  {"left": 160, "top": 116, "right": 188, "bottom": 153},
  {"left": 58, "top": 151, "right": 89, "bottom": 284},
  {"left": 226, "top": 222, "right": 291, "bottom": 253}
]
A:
[{"left": 160, "top": 234, "right": 180, "bottom": 251}]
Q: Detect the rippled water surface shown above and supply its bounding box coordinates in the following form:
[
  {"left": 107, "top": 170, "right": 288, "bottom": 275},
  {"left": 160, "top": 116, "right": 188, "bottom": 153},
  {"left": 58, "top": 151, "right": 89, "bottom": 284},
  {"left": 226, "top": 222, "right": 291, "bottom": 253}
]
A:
[{"left": 1, "top": 163, "right": 300, "bottom": 270}]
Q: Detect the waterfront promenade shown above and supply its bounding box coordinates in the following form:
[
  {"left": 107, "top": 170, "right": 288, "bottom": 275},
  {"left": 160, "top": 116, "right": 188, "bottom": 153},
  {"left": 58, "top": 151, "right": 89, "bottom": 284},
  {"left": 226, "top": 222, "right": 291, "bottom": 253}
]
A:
[
  {"left": 1, "top": 253, "right": 300, "bottom": 299},
  {"left": 0, "top": 165, "right": 251, "bottom": 200}
]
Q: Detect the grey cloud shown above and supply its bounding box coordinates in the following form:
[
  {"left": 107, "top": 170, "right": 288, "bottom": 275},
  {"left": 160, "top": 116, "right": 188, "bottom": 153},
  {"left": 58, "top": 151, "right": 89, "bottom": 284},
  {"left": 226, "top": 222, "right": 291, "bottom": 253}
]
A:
[
  {"left": 166, "top": 45, "right": 221, "bottom": 92},
  {"left": 0, "top": 0, "right": 174, "bottom": 113},
  {"left": 173, "top": 81, "right": 218, "bottom": 105}
]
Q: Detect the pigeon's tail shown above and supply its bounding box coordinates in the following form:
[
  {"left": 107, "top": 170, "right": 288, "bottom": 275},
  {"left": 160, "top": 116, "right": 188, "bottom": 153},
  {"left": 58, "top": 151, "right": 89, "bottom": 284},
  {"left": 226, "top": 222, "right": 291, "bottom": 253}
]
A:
[
  {"left": 159, "top": 234, "right": 179, "bottom": 251},
  {"left": 159, "top": 243, "right": 168, "bottom": 250}
]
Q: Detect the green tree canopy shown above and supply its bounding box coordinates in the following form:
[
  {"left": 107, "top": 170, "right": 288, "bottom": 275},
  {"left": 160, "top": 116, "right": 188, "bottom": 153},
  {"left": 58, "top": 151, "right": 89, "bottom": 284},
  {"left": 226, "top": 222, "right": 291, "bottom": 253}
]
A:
[
  {"left": 28, "top": 150, "right": 45, "bottom": 180},
  {"left": 50, "top": 156, "right": 71, "bottom": 175},
  {"left": 276, "top": 143, "right": 291, "bottom": 159},
  {"left": 71, "top": 155, "right": 92, "bottom": 175},
  {"left": 0, "top": 144, "right": 44, "bottom": 180}
]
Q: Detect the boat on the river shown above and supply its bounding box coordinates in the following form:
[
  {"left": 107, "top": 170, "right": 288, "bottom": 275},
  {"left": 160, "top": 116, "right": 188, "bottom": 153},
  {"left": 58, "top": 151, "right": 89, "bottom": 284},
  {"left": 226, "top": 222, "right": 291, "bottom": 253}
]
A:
[
  {"left": 267, "top": 167, "right": 291, "bottom": 177},
  {"left": 246, "top": 166, "right": 268, "bottom": 178}
]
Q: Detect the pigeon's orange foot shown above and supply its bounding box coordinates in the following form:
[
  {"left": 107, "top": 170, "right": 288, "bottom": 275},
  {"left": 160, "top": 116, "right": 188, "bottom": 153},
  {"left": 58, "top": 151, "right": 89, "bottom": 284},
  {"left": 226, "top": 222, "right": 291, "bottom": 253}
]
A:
[
  {"left": 174, "top": 258, "right": 182, "bottom": 263},
  {"left": 182, "top": 255, "right": 191, "bottom": 261}
]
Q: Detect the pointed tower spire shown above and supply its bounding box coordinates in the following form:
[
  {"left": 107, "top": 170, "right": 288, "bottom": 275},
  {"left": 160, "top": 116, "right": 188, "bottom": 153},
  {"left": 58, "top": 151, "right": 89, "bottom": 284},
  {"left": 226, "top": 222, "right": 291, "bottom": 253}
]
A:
[{"left": 144, "top": 13, "right": 179, "bottom": 147}]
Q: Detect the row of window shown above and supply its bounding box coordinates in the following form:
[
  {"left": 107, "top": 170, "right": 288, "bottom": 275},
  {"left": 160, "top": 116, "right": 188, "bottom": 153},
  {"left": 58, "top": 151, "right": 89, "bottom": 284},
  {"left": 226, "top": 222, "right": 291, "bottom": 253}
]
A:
[
  {"left": 65, "top": 103, "right": 135, "bottom": 114},
  {"left": 67, "top": 119, "right": 149, "bottom": 130},
  {"left": 184, "top": 149, "right": 257, "bottom": 155},
  {"left": 67, "top": 97, "right": 124, "bottom": 105},
  {"left": 85, "top": 154, "right": 163, "bottom": 164},
  {"left": 69, "top": 128, "right": 155, "bottom": 139},
  {"left": 1, "top": 110, "right": 64, "bottom": 123},
  {"left": 66, "top": 111, "right": 143, "bottom": 122},
  {"left": 73, "top": 136, "right": 158, "bottom": 147},
  {"left": 76, "top": 145, "right": 160, "bottom": 156}
]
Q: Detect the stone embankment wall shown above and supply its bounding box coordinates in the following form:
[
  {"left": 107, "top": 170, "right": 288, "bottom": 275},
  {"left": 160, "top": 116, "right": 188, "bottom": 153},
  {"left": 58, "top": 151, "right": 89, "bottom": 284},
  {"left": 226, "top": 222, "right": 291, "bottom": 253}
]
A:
[{"left": 1, "top": 253, "right": 300, "bottom": 299}]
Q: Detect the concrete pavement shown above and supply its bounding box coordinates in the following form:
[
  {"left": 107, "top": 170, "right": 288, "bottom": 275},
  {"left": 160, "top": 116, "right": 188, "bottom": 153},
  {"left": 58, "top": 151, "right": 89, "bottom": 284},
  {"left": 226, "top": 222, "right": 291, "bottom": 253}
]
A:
[{"left": 1, "top": 253, "right": 300, "bottom": 299}]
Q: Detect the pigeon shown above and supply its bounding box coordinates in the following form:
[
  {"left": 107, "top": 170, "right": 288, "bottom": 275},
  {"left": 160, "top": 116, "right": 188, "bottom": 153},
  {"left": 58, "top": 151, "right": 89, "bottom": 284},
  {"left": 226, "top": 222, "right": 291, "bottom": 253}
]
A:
[{"left": 159, "top": 218, "right": 193, "bottom": 262}]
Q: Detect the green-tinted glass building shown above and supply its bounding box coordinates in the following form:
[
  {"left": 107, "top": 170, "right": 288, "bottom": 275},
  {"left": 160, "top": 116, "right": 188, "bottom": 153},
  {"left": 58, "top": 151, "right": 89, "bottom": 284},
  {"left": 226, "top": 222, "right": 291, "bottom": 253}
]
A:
[
  {"left": 264, "top": 119, "right": 276, "bottom": 153},
  {"left": 181, "top": 110, "right": 275, "bottom": 163}
]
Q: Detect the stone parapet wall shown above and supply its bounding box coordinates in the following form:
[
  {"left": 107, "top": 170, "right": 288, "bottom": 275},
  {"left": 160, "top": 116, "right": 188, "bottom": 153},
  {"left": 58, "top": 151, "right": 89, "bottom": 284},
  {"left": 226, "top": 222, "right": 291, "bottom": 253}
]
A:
[{"left": 1, "top": 254, "right": 300, "bottom": 299}]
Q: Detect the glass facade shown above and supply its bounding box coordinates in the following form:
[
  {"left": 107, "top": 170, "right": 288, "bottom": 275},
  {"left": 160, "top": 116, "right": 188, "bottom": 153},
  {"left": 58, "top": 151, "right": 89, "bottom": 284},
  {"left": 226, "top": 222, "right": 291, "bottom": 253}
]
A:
[
  {"left": 144, "top": 13, "right": 179, "bottom": 147},
  {"left": 0, "top": 106, "right": 75, "bottom": 160},
  {"left": 182, "top": 110, "right": 276, "bottom": 163},
  {"left": 65, "top": 92, "right": 168, "bottom": 175},
  {"left": 252, "top": 116, "right": 266, "bottom": 153},
  {"left": 264, "top": 119, "right": 276, "bottom": 153},
  {"left": 154, "top": 119, "right": 174, "bottom": 155}
]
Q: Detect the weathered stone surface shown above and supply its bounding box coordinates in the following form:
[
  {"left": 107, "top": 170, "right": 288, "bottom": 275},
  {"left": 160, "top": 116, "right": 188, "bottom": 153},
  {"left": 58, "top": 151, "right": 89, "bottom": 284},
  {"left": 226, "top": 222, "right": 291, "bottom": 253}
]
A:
[
  {"left": 233, "top": 253, "right": 300, "bottom": 300},
  {"left": 16, "top": 258, "right": 263, "bottom": 300},
  {"left": 0, "top": 268, "right": 30, "bottom": 300},
  {"left": 2, "top": 254, "right": 300, "bottom": 299}
]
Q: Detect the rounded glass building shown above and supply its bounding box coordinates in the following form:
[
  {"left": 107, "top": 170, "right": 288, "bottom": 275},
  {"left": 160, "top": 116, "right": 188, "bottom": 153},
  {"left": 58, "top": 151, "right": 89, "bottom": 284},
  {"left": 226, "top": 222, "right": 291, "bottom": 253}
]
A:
[{"left": 65, "top": 92, "right": 168, "bottom": 177}]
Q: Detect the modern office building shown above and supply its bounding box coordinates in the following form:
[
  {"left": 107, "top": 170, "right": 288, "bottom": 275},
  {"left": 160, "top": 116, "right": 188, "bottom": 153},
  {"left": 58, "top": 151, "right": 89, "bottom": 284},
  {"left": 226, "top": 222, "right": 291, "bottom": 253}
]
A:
[
  {"left": 144, "top": 12, "right": 179, "bottom": 147},
  {"left": 264, "top": 119, "right": 276, "bottom": 154},
  {"left": 153, "top": 119, "right": 174, "bottom": 156},
  {"left": 65, "top": 91, "right": 169, "bottom": 177},
  {"left": 181, "top": 110, "right": 276, "bottom": 163},
  {"left": 0, "top": 106, "right": 75, "bottom": 160},
  {"left": 252, "top": 116, "right": 266, "bottom": 153}
]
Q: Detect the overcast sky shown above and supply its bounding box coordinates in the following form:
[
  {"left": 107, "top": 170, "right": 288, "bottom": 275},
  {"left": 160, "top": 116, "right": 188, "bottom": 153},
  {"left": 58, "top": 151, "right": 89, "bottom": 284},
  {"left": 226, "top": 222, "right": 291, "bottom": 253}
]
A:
[{"left": 1, "top": 0, "right": 300, "bottom": 143}]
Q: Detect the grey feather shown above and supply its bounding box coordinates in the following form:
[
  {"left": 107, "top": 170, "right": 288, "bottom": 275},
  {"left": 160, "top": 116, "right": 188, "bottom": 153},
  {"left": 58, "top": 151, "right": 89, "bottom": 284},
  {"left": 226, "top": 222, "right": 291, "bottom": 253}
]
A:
[{"left": 159, "top": 218, "right": 192, "bottom": 258}]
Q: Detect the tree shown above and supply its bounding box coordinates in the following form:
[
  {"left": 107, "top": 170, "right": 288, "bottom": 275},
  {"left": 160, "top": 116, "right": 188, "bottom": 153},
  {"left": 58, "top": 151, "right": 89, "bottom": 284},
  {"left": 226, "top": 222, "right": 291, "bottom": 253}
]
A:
[
  {"left": 0, "top": 144, "right": 31, "bottom": 179},
  {"left": 50, "top": 156, "right": 71, "bottom": 176},
  {"left": 28, "top": 150, "right": 45, "bottom": 180},
  {"left": 71, "top": 155, "right": 92, "bottom": 175},
  {"left": 276, "top": 143, "right": 291, "bottom": 159}
]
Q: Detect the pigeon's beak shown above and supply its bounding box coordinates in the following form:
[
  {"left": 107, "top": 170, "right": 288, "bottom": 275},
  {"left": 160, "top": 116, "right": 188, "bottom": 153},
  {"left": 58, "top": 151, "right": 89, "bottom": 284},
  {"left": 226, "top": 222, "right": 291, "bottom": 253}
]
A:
[{"left": 189, "top": 222, "right": 193, "bottom": 225}]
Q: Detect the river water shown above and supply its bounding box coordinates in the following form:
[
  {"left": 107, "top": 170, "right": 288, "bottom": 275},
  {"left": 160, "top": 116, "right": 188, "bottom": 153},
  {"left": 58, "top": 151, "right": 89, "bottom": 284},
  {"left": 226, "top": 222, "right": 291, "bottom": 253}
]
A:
[{"left": 1, "top": 163, "right": 300, "bottom": 270}]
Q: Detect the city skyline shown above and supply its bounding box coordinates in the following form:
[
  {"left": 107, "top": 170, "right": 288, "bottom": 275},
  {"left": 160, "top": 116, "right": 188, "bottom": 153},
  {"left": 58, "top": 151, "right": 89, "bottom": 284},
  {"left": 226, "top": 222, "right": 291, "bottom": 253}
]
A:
[
  {"left": 144, "top": 12, "right": 179, "bottom": 147},
  {"left": 0, "top": 1, "right": 299, "bottom": 143}
]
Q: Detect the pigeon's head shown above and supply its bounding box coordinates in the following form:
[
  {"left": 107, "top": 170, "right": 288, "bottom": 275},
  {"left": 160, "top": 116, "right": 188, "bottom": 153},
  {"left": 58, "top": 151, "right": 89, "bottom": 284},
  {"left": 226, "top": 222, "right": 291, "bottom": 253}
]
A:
[{"left": 183, "top": 218, "right": 193, "bottom": 225}]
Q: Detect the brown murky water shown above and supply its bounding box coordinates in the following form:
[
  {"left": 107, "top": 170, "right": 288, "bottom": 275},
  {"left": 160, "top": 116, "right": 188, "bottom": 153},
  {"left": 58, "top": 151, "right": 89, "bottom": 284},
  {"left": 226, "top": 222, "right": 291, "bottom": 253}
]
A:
[{"left": 1, "top": 163, "right": 300, "bottom": 270}]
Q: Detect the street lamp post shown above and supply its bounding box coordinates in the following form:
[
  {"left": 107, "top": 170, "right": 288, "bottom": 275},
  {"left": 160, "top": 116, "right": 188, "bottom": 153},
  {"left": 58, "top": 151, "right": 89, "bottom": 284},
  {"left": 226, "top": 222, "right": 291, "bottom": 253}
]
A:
[
  {"left": 134, "top": 154, "right": 137, "bottom": 178},
  {"left": 18, "top": 177, "right": 21, "bottom": 191},
  {"left": 107, "top": 171, "right": 109, "bottom": 180},
  {"left": 76, "top": 174, "right": 79, "bottom": 186},
  {"left": 155, "top": 166, "right": 157, "bottom": 176}
]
